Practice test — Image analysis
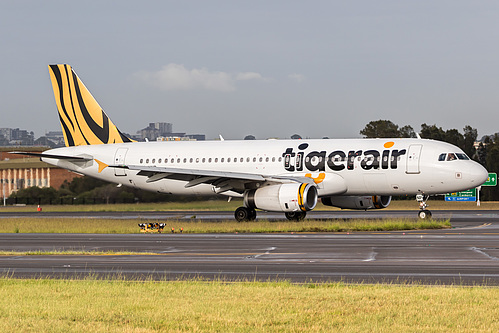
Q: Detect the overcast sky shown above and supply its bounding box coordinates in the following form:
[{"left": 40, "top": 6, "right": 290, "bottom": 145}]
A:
[{"left": 1, "top": 1, "right": 498, "bottom": 140}]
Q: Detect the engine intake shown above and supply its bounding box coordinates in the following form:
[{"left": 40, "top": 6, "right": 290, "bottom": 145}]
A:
[
  {"left": 322, "top": 195, "right": 391, "bottom": 210},
  {"left": 244, "top": 183, "right": 318, "bottom": 212}
]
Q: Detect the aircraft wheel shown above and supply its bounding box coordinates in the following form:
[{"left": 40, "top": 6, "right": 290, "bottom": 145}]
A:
[
  {"left": 285, "top": 211, "right": 306, "bottom": 221},
  {"left": 235, "top": 207, "right": 251, "bottom": 222},
  {"left": 248, "top": 209, "right": 257, "bottom": 221},
  {"left": 418, "top": 210, "right": 432, "bottom": 219}
]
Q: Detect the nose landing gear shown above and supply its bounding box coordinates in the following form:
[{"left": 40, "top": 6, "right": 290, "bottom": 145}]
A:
[{"left": 416, "top": 194, "right": 432, "bottom": 219}]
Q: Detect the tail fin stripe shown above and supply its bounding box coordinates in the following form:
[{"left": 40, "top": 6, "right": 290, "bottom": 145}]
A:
[
  {"left": 71, "top": 70, "right": 111, "bottom": 143},
  {"left": 58, "top": 113, "right": 75, "bottom": 147},
  {"left": 49, "top": 65, "right": 76, "bottom": 132}
]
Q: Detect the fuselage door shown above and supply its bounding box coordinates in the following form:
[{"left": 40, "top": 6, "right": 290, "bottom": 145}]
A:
[
  {"left": 406, "top": 144, "right": 422, "bottom": 174},
  {"left": 114, "top": 148, "right": 128, "bottom": 176}
]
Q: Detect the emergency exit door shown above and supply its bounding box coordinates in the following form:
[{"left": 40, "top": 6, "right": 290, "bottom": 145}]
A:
[
  {"left": 114, "top": 148, "right": 128, "bottom": 176},
  {"left": 406, "top": 144, "right": 422, "bottom": 174}
]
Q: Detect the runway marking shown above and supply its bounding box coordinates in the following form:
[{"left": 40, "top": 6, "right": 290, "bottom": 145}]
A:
[{"left": 470, "top": 247, "right": 499, "bottom": 261}]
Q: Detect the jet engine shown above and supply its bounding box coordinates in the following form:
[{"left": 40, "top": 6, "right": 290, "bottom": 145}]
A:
[
  {"left": 322, "top": 195, "right": 391, "bottom": 210},
  {"left": 244, "top": 183, "right": 318, "bottom": 212}
]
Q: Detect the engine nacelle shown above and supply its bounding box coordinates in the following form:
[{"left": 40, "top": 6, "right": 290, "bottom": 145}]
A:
[
  {"left": 322, "top": 195, "right": 391, "bottom": 210},
  {"left": 244, "top": 183, "right": 318, "bottom": 212}
]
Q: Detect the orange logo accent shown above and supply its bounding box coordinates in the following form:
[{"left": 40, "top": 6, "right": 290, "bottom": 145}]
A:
[
  {"left": 384, "top": 141, "right": 395, "bottom": 148},
  {"left": 305, "top": 173, "right": 325, "bottom": 184},
  {"left": 95, "top": 159, "right": 109, "bottom": 173}
]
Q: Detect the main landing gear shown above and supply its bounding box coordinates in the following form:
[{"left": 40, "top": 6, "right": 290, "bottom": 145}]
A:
[
  {"left": 234, "top": 207, "right": 307, "bottom": 222},
  {"left": 416, "top": 194, "right": 432, "bottom": 219},
  {"left": 234, "top": 207, "right": 257, "bottom": 222}
]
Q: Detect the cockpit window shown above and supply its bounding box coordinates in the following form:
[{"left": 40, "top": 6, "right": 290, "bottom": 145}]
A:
[{"left": 439, "top": 152, "right": 470, "bottom": 161}]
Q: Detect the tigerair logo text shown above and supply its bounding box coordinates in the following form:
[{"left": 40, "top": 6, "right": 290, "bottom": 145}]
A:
[{"left": 282, "top": 142, "right": 406, "bottom": 172}]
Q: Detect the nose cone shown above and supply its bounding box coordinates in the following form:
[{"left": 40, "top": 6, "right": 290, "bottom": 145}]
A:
[{"left": 467, "top": 162, "right": 489, "bottom": 187}]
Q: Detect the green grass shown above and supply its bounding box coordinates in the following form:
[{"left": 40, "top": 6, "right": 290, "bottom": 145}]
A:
[
  {"left": 0, "top": 217, "right": 451, "bottom": 234},
  {"left": 0, "top": 278, "right": 497, "bottom": 332},
  {"left": 1, "top": 200, "right": 498, "bottom": 212}
]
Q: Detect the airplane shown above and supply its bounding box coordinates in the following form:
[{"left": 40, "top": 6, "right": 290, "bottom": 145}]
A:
[{"left": 13, "top": 64, "right": 489, "bottom": 221}]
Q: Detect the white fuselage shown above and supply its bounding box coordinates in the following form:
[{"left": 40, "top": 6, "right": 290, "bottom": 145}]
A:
[{"left": 41, "top": 138, "right": 488, "bottom": 198}]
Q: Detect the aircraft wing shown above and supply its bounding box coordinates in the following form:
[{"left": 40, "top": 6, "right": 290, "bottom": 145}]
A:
[{"left": 113, "top": 164, "right": 313, "bottom": 194}]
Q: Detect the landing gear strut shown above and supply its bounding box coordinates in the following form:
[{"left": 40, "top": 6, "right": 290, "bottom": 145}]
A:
[
  {"left": 416, "top": 194, "right": 432, "bottom": 219},
  {"left": 234, "top": 207, "right": 257, "bottom": 222}
]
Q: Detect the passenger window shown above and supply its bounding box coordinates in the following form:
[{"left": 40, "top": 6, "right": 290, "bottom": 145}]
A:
[
  {"left": 158, "top": 159, "right": 162, "bottom": 163},
  {"left": 171, "top": 158, "right": 174, "bottom": 163},
  {"left": 196, "top": 158, "right": 199, "bottom": 163},
  {"left": 208, "top": 158, "right": 212, "bottom": 163},
  {"left": 202, "top": 158, "right": 206, "bottom": 163},
  {"left": 177, "top": 158, "right": 180, "bottom": 163},
  {"left": 221, "top": 158, "right": 225, "bottom": 163},
  {"left": 259, "top": 157, "right": 263, "bottom": 162},
  {"left": 240, "top": 158, "right": 243, "bottom": 162},
  {"left": 215, "top": 158, "right": 218, "bottom": 163},
  {"left": 272, "top": 157, "right": 275, "bottom": 162},
  {"left": 183, "top": 158, "right": 187, "bottom": 163},
  {"left": 266, "top": 157, "right": 269, "bottom": 162},
  {"left": 152, "top": 159, "right": 155, "bottom": 164},
  {"left": 253, "top": 157, "right": 257, "bottom": 162},
  {"left": 140, "top": 159, "right": 143, "bottom": 164},
  {"left": 228, "top": 158, "right": 231, "bottom": 162},
  {"left": 146, "top": 159, "right": 149, "bottom": 163}
]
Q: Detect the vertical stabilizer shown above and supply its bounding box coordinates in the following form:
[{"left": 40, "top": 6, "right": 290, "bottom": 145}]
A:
[{"left": 48, "top": 64, "right": 134, "bottom": 146}]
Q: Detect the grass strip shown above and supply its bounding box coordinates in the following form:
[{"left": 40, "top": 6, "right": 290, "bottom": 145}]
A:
[
  {"left": 0, "top": 278, "right": 497, "bottom": 332},
  {"left": 1, "top": 200, "right": 498, "bottom": 212},
  {"left": 0, "top": 218, "right": 450, "bottom": 234}
]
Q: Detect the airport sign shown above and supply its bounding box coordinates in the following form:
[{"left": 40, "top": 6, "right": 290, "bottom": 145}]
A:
[
  {"left": 482, "top": 173, "right": 497, "bottom": 186},
  {"left": 445, "top": 188, "right": 476, "bottom": 202}
]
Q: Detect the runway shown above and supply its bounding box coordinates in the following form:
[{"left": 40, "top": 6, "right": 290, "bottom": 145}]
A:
[{"left": 0, "top": 210, "right": 498, "bottom": 285}]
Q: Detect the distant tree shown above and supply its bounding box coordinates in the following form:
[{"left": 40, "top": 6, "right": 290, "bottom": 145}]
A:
[
  {"left": 360, "top": 120, "right": 400, "bottom": 138},
  {"left": 444, "top": 128, "right": 464, "bottom": 148},
  {"left": 244, "top": 135, "right": 256, "bottom": 140},
  {"left": 9, "top": 186, "right": 59, "bottom": 205},
  {"left": 291, "top": 134, "right": 302, "bottom": 140},
  {"left": 61, "top": 176, "right": 108, "bottom": 194},
  {"left": 399, "top": 125, "right": 416, "bottom": 138},
  {"left": 420, "top": 123, "right": 446, "bottom": 141},
  {"left": 463, "top": 125, "right": 478, "bottom": 158},
  {"left": 482, "top": 134, "right": 499, "bottom": 200},
  {"left": 476, "top": 142, "right": 487, "bottom": 166}
]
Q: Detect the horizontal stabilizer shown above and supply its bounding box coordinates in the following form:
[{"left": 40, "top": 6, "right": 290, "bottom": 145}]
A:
[{"left": 9, "top": 151, "right": 92, "bottom": 161}]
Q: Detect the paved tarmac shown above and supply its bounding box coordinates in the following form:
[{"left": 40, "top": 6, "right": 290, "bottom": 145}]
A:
[{"left": 0, "top": 210, "right": 498, "bottom": 285}]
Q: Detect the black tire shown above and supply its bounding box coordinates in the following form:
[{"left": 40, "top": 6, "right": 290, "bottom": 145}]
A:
[
  {"left": 418, "top": 210, "right": 432, "bottom": 219},
  {"left": 248, "top": 209, "right": 257, "bottom": 221},
  {"left": 285, "top": 211, "right": 306, "bottom": 221},
  {"left": 235, "top": 207, "right": 250, "bottom": 222}
]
